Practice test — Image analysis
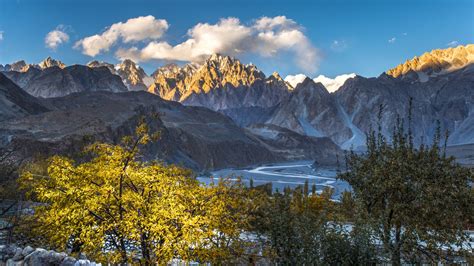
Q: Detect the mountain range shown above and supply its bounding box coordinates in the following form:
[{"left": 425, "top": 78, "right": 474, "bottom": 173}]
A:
[{"left": 0, "top": 44, "right": 473, "bottom": 170}]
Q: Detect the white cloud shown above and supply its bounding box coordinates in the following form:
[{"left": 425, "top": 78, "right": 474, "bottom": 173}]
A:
[
  {"left": 447, "top": 40, "right": 459, "bottom": 47},
  {"left": 45, "top": 26, "right": 69, "bottom": 50},
  {"left": 284, "top": 74, "right": 307, "bottom": 88},
  {"left": 314, "top": 73, "right": 356, "bottom": 92},
  {"left": 285, "top": 73, "right": 356, "bottom": 92},
  {"left": 388, "top": 37, "right": 396, "bottom": 43},
  {"left": 75, "top": 15, "right": 169, "bottom": 57},
  {"left": 402, "top": 32, "right": 408, "bottom": 36},
  {"left": 116, "top": 16, "right": 320, "bottom": 74},
  {"left": 0, "top": 31, "right": 3, "bottom": 41}
]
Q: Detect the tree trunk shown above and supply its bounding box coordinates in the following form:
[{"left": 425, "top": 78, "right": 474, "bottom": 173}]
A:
[
  {"left": 391, "top": 225, "right": 402, "bottom": 266},
  {"left": 141, "top": 233, "right": 151, "bottom": 266},
  {"left": 119, "top": 237, "right": 128, "bottom": 264}
]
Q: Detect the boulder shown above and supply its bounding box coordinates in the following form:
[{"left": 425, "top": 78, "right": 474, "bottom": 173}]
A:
[
  {"left": 60, "top": 256, "right": 77, "bottom": 266},
  {"left": 11, "top": 248, "right": 23, "bottom": 261},
  {"left": 20, "top": 247, "right": 33, "bottom": 257}
]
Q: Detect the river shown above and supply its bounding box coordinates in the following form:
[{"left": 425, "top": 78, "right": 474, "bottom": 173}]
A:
[{"left": 197, "top": 160, "right": 351, "bottom": 200}]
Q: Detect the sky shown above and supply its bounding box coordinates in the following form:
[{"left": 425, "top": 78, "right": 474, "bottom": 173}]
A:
[{"left": 0, "top": 0, "right": 473, "bottom": 78}]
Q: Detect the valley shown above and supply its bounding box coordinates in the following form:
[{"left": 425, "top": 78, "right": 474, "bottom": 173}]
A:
[{"left": 197, "top": 161, "right": 350, "bottom": 199}]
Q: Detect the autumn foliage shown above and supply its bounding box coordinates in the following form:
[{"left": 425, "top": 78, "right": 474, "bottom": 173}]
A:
[{"left": 20, "top": 121, "right": 253, "bottom": 264}]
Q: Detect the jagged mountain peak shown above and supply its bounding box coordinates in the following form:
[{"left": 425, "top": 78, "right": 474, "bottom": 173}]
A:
[
  {"left": 298, "top": 76, "right": 318, "bottom": 88},
  {"left": 38, "top": 57, "right": 66, "bottom": 69},
  {"left": 117, "top": 59, "right": 153, "bottom": 90},
  {"left": 152, "top": 63, "right": 198, "bottom": 79},
  {"left": 267, "top": 72, "right": 289, "bottom": 88},
  {"left": 117, "top": 59, "right": 146, "bottom": 75},
  {"left": 270, "top": 71, "right": 283, "bottom": 80},
  {"left": 148, "top": 53, "right": 291, "bottom": 120},
  {"left": 207, "top": 53, "right": 231, "bottom": 62},
  {"left": 4, "top": 60, "right": 31, "bottom": 72},
  {"left": 386, "top": 44, "right": 474, "bottom": 81},
  {"left": 1, "top": 58, "right": 65, "bottom": 72},
  {"left": 11, "top": 60, "right": 27, "bottom": 67},
  {"left": 86, "top": 60, "right": 115, "bottom": 72},
  {"left": 200, "top": 54, "right": 263, "bottom": 77},
  {"left": 86, "top": 59, "right": 152, "bottom": 91}
]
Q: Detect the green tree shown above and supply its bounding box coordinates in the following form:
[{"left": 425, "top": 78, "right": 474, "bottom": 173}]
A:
[
  {"left": 252, "top": 185, "right": 376, "bottom": 265},
  {"left": 339, "top": 109, "right": 474, "bottom": 264}
]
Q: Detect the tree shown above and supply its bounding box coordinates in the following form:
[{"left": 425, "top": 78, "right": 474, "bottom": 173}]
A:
[
  {"left": 251, "top": 185, "right": 377, "bottom": 265},
  {"left": 339, "top": 108, "right": 474, "bottom": 265},
  {"left": 20, "top": 119, "right": 254, "bottom": 264}
]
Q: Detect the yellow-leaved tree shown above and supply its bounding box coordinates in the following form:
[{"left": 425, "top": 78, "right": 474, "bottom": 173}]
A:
[{"left": 20, "top": 118, "right": 254, "bottom": 265}]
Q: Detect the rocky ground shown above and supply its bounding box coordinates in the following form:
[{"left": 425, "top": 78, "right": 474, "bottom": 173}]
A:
[{"left": 0, "top": 245, "right": 99, "bottom": 266}]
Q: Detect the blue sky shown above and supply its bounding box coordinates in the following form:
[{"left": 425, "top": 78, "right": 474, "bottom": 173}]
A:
[{"left": 0, "top": 0, "right": 473, "bottom": 78}]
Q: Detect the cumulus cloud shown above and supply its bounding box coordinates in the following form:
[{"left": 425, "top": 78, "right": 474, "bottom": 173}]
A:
[
  {"left": 45, "top": 26, "right": 69, "bottom": 50},
  {"left": 0, "top": 31, "right": 4, "bottom": 41},
  {"left": 285, "top": 73, "right": 356, "bottom": 92},
  {"left": 388, "top": 37, "right": 396, "bottom": 43},
  {"left": 116, "top": 16, "right": 319, "bottom": 74},
  {"left": 447, "top": 40, "right": 459, "bottom": 47},
  {"left": 74, "top": 15, "right": 169, "bottom": 57}
]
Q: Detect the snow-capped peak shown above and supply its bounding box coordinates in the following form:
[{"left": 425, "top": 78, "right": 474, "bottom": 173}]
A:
[
  {"left": 313, "top": 73, "right": 356, "bottom": 92},
  {"left": 285, "top": 73, "right": 356, "bottom": 92},
  {"left": 284, "top": 74, "right": 307, "bottom": 88}
]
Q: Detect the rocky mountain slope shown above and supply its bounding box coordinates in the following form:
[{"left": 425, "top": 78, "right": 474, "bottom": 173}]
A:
[
  {"left": 0, "top": 73, "right": 48, "bottom": 121},
  {"left": 3, "top": 64, "right": 127, "bottom": 98},
  {"left": 0, "top": 85, "right": 341, "bottom": 170},
  {"left": 0, "top": 91, "right": 275, "bottom": 170},
  {"left": 267, "top": 45, "right": 474, "bottom": 149},
  {"left": 2, "top": 44, "right": 472, "bottom": 159},
  {"left": 1, "top": 57, "right": 152, "bottom": 96},
  {"left": 246, "top": 123, "right": 342, "bottom": 165},
  {"left": 267, "top": 78, "right": 353, "bottom": 147}
]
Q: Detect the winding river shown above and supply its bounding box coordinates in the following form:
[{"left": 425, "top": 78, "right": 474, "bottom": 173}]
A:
[{"left": 197, "top": 161, "right": 351, "bottom": 199}]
